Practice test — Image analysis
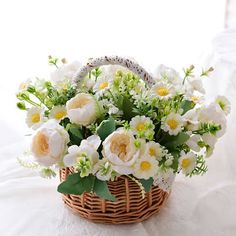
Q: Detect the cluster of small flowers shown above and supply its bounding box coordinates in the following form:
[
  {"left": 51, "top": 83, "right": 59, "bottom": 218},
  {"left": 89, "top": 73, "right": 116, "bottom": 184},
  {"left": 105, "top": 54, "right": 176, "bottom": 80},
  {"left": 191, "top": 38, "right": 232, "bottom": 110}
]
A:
[{"left": 16, "top": 57, "right": 230, "bottom": 191}]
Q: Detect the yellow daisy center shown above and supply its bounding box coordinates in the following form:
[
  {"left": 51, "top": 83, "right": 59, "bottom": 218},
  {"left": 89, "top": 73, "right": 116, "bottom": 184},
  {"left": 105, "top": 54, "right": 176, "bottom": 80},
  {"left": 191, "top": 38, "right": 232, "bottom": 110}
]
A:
[
  {"left": 156, "top": 87, "right": 169, "bottom": 96},
  {"left": 20, "top": 83, "right": 28, "bottom": 90},
  {"left": 167, "top": 119, "right": 178, "bottom": 129},
  {"left": 191, "top": 96, "right": 199, "bottom": 103},
  {"left": 31, "top": 113, "right": 40, "bottom": 123},
  {"left": 140, "top": 161, "right": 151, "bottom": 171},
  {"left": 55, "top": 111, "right": 66, "bottom": 120},
  {"left": 136, "top": 122, "right": 145, "bottom": 131},
  {"left": 99, "top": 81, "right": 109, "bottom": 90},
  {"left": 181, "top": 158, "right": 191, "bottom": 168},
  {"left": 149, "top": 148, "right": 156, "bottom": 156}
]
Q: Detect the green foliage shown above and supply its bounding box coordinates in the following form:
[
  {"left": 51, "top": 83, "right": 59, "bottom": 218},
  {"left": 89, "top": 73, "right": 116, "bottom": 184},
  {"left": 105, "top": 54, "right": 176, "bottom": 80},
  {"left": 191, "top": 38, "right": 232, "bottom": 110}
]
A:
[
  {"left": 161, "top": 132, "right": 190, "bottom": 150},
  {"left": 193, "top": 122, "right": 221, "bottom": 136},
  {"left": 67, "top": 123, "right": 84, "bottom": 145},
  {"left": 122, "top": 96, "right": 137, "bottom": 121},
  {"left": 91, "top": 68, "right": 102, "bottom": 79},
  {"left": 96, "top": 117, "right": 116, "bottom": 141},
  {"left": 140, "top": 178, "right": 154, "bottom": 192},
  {"left": 181, "top": 100, "right": 195, "bottom": 115},
  {"left": 57, "top": 173, "right": 95, "bottom": 195},
  {"left": 93, "top": 178, "right": 117, "bottom": 201},
  {"left": 187, "top": 155, "right": 208, "bottom": 177}
]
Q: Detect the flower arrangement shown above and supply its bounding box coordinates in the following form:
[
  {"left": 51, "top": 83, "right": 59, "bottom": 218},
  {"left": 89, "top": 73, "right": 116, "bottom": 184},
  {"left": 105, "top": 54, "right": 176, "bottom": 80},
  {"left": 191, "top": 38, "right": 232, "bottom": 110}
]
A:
[{"left": 16, "top": 56, "right": 230, "bottom": 201}]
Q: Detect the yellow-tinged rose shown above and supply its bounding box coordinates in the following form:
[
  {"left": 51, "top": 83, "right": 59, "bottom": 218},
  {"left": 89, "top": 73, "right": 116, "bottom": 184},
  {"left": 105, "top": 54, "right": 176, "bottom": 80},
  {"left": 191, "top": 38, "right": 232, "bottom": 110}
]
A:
[
  {"left": 103, "top": 128, "right": 139, "bottom": 175},
  {"left": 31, "top": 120, "right": 69, "bottom": 166},
  {"left": 66, "top": 93, "right": 99, "bottom": 126}
]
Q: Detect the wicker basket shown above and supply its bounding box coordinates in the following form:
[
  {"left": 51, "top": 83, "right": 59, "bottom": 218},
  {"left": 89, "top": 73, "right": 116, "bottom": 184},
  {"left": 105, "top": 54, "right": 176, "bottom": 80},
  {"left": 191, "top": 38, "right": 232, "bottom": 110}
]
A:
[
  {"left": 59, "top": 56, "right": 171, "bottom": 224},
  {"left": 60, "top": 168, "right": 170, "bottom": 224}
]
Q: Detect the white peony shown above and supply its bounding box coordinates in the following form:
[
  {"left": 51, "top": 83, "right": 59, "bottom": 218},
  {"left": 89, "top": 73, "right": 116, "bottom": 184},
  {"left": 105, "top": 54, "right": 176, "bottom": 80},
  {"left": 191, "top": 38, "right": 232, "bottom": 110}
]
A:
[
  {"left": 26, "top": 107, "right": 46, "bottom": 130},
  {"left": 66, "top": 93, "right": 100, "bottom": 126},
  {"left": 31, "top": 120, "right": 69, "bottom": 167},
  {"left": 63, "top": 135, "right": 101, "bottom": 172},
  {"left": 51, "top": 61, "right": 81, "bottom": 88},
  {"left": 102, "top": 128, "right": 140, "bottom": 175}
]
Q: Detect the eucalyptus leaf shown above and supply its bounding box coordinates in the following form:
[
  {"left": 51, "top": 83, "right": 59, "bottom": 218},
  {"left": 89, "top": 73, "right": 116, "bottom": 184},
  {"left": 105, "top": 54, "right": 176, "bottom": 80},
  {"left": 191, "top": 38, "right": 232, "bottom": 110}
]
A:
[
  {"left": 93, "top": 178, "right": 117, "bottom": 201},
  {"left": 96, "top": 117, "right": 116, "bottom": 141}
]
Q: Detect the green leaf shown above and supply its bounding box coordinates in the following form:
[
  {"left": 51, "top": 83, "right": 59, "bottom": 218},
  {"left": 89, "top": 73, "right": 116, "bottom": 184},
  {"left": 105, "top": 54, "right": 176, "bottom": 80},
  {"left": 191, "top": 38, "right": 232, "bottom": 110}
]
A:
[
  {"left": 140, "top": 178, "right": 154, "bottom": 192},
  {"left": 96, "top": 117, "right": 116, "bottom": 141},
  {"left": 57, "top": 173, "right": 83, "bottom": 194},
  {"left": 181, "top": 100, "right": 195, "bottom": 115},
  {"left": 68, "top": 124, "right": 83, "bottom": 145},
  {"left": 93, "top": 178, "right": 117, "bottom": 201},
  {"left": 122, "top": 96, "right": 136, "bottom": 120},
  {"left": 57, "top": 173, "right": 94, "bottom": 195},
  {"left": 162, "top": 132, "right": 190, "bottom": 149}
]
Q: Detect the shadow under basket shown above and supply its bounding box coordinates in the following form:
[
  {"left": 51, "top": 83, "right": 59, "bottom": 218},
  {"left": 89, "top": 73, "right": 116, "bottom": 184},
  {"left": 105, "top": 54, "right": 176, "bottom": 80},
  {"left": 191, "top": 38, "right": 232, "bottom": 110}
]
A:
[{"left": 59, "top": 168, "right": 170, "bottom": 224}]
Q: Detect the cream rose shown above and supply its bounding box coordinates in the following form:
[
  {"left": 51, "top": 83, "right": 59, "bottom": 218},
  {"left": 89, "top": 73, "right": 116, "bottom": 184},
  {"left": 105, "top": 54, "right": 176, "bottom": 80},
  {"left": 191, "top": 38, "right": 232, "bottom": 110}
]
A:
[
  {"left": 102, "top": 128, "right": 140, "bottom": 175},
  {"left": 66, "top": 93, "right": 100, "bottom": 126},
  {"left": 31, "top": 120, "right": 69, "bottom": 166}
]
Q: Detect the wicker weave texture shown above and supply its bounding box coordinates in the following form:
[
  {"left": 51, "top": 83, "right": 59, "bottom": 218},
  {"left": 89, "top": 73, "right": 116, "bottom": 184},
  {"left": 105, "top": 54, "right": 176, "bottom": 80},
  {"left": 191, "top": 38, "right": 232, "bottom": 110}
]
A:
[{"left": 60, "top": 168, "right": 170, "bottom": 224}]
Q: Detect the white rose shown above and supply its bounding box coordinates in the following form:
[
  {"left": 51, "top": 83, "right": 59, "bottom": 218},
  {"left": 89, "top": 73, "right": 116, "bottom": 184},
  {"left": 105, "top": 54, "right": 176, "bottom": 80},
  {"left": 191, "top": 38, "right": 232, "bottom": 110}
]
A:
[
  {"left": 66, "top": 93, "right": 100, "bottom": 126},
  {"left": 51, "top": 61, "right": 81, "bottom": 87},
  {"left": 31, "top": 120, "right": 69, "bottom": 167},
  {"left": 102, "top": 128, "right": 140, "bottom": 175}
]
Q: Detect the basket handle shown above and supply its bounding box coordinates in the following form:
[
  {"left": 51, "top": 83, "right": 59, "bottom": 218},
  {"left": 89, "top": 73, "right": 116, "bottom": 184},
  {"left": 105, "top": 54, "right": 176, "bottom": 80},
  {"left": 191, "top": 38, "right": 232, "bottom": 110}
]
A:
[{"left": 73, "top": 56, "right": 155, "bottom": 86}]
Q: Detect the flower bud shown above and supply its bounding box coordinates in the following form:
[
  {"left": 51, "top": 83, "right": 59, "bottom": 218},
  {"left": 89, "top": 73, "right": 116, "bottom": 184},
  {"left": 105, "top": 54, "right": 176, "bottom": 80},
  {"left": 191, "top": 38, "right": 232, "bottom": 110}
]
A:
[{"left": 16, "top": 102, "right": 26, "bottom": 110}]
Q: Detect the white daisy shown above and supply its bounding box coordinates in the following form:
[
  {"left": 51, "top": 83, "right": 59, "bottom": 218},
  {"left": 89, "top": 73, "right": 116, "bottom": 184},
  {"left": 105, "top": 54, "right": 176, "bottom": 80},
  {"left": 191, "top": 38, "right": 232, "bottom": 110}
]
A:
[
  {"left": 93, "top": 77, "right": 113, "bottom": 96},
  {"left": 133, "top": 156, "right": 159, "bottom": 180},
  {"left": 150, "top": 82, "right": 175, "bottom": 100},
  {"left": 215, "top": 95, "right": 231, "bottom": 115},
  {"left": 178, "top": 151, "right": 197, "bottom": 175},
  {"left": 130, "top": 115, "right": 154, "bottom": 139},
  {"left": 162, "top": 112, "right": 184, "bottom": 136},
  {"left": 26, "top": 107, "right": 45, "bottom": 130},
  {"left": 144, "top": 141, "right": 164, "bottom": 161},
  {"left": 49, "top": 105, "right": 67, "bottom": 121}
]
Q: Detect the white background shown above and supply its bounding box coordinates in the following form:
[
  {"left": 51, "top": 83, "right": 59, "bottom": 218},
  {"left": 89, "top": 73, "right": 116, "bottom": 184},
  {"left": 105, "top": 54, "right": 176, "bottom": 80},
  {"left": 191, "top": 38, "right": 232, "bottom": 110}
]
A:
[{"left": 0, "top": 0, "right": 226, "bottom": 145}]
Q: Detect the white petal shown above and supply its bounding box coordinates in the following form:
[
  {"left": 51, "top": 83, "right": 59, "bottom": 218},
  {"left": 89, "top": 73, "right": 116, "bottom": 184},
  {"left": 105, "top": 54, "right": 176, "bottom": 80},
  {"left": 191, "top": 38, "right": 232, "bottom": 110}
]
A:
[
  {"left": 87, "top": 135, "right": 101, "bottom": 150},
  {"left": 63, "top": 154, "right": 76, "bottom": 167},
  {"left": 68, "top": 145, "right": 80, "bottom": 154}
]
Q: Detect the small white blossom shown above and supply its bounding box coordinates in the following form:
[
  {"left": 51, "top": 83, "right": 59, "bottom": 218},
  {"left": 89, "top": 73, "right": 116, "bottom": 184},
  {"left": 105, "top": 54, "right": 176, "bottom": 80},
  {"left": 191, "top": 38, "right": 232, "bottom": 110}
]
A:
[{"left": 215, "top": 95, "right": 231, "bottom": 115}]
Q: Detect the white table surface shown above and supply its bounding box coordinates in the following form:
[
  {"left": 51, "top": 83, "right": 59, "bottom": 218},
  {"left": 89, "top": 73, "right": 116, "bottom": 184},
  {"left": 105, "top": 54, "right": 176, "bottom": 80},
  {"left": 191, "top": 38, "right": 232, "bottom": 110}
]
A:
[{"left": 1, "top": 29, "right": 236, "bottom": 236}]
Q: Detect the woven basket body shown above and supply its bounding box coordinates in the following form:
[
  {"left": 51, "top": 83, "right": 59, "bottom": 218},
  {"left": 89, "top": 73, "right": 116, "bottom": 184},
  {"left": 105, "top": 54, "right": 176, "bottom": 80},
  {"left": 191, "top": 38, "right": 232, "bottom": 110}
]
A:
[
  {"left": 59, "top": 56, "right": 171, "bottom": 224},
  {"left": 60, "top": 168, "right": 170, "bottom": 224}
]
